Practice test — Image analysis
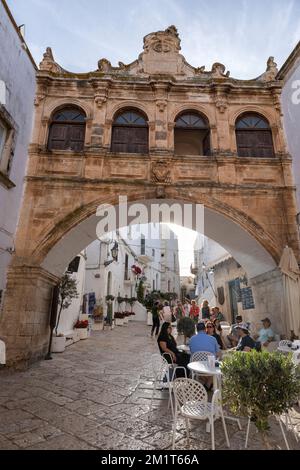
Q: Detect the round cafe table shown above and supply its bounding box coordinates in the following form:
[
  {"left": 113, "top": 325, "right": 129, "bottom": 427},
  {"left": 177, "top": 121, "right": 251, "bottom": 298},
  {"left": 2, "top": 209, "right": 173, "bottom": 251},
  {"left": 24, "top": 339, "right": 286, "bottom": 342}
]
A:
[
  {"left": 187, "top": 361, "right": 222, "bottom": 391},
  {"left": 177, "top": 344, "right": 190, "bottom": 353}
]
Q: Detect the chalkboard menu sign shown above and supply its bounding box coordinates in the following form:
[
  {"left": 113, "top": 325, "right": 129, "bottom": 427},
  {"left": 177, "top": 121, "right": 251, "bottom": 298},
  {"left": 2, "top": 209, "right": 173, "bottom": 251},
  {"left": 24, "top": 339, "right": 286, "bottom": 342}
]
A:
[{"left": 241, "top": 287, "right": 255, "bottom": 310}]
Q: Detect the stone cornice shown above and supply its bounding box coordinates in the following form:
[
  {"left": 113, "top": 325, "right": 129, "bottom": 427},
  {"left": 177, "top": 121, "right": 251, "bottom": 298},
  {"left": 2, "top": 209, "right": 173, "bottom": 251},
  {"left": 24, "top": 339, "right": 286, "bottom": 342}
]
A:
[{"left": 24, "top": 175, "right": 295, "bottom": 192}]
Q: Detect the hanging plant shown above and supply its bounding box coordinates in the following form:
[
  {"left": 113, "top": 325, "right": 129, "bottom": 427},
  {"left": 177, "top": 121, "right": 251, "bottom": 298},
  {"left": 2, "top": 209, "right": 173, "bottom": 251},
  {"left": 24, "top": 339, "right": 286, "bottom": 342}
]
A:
[
  {"left": 105, "top": 294, "right": 115, "bottom": 302},
  {"left": 131, "top": 265, "right": 142, "bottom": 276}
]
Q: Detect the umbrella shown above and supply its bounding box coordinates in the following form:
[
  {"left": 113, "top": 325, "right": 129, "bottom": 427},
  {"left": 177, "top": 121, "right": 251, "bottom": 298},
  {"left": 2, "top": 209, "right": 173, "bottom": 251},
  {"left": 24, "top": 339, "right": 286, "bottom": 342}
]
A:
[{"left": 279, "top": 246, "right": 300, "bottom": 339}]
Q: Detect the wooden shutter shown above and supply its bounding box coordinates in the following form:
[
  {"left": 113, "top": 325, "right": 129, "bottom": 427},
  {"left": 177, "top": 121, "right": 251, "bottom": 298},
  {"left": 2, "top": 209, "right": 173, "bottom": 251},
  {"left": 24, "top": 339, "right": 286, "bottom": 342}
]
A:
[
  {"left": 203, "top": 131, "right": 211, "bottom": 156},
  {"left": 236, "top": 130, "right": 274, "bottom": 157},
  {"left": 69, "top": 125, "right": 85, "bottom": 151},
  {"left": 48, "top": 124, "right": 69, "bottom": 150},
  {"left": 111, "top": 126, "right": 148, "bottom": 153}
]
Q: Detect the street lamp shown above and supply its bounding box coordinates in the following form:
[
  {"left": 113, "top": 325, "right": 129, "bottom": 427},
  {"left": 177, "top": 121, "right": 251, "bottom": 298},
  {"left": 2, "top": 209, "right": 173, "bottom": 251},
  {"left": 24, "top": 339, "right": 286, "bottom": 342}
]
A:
[{"left": 104, "top": 241, "right": 119, "bottom": 267}]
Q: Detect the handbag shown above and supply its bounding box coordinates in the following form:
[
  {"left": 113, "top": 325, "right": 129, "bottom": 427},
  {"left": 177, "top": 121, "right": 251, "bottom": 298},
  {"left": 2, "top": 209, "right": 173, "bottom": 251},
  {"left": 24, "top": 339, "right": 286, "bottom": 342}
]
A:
[{"left": 171, "top": 313, "right": 176, "bottom": 323}]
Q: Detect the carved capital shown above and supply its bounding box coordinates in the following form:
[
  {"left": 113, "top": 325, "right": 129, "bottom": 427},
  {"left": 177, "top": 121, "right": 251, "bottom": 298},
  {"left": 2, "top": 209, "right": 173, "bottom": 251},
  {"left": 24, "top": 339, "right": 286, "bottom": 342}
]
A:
[
  {"left": 95, "top": 95, "right": 107, "bottom": 108},
  {"left": 34, "top": 95, "right": 45, "bottom": 107},
  {"left": 168, "top": 123, "right": 175, "bottom": 131},
  {"left": 215, "top": 99, "right": 227, "bottom": 113},
  {"left": 156, "top": 100, "right": 167, "bottom": 112},
  {"left": 85, "top": 117, "right": 93, "bottom": 128},
  {"left": 148, "top": 121, "right": 156, "bottom": 131},
  {"left": 151, "top": 160, "right": 172, "bottom": 184}
]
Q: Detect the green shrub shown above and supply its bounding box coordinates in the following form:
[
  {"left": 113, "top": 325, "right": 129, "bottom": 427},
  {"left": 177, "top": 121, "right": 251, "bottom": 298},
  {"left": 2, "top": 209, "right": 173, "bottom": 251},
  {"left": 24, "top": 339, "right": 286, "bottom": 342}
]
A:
[
  {"left": 177, "top": 317, "right": 195, "bottom": 343},
  {"left": 221, "top": 350, "right": 300, "bottom": 434}
]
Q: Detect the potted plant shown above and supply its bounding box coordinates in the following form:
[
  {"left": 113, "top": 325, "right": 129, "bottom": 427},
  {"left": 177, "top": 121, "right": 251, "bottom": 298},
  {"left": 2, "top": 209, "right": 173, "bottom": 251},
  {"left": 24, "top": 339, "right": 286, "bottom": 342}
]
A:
[
  {"left": 177, "top": 317, "right": 195, "bottom": 345},
  {"left": 105, "top": 295, "right": 115, "bottom": 328},
  {"left": 221, "top": 350, "right": 300, "bottom": 449},
  {"left": 74, "top": 320, "right": 89, "bottom": 339},
  {"left": 114, "top": 311, "right": 125, "bottom": 326},
  {"left": 52, "top": 272, "right": 79, "bottom": 352},
  {"left": 92, "top": 303, "right": 104, "bottom": 331}
]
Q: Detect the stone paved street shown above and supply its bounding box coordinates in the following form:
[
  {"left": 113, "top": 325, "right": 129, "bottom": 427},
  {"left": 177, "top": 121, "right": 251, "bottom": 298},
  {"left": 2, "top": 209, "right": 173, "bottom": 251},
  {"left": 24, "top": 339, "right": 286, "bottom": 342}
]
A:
[{"left": 0, "top": 322, "right": 300, "bottom": 450}]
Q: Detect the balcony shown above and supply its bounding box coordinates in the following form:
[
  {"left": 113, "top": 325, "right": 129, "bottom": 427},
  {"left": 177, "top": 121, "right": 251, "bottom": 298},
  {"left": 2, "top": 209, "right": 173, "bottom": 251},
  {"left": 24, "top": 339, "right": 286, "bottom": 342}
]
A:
[{"left": 137, "top": 255, "right": 154, "bottom": 265}]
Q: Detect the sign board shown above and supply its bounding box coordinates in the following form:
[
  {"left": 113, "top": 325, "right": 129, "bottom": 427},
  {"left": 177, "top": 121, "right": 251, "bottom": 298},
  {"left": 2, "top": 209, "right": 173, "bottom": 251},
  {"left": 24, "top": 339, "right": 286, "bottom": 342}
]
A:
[{"left": 241, "top": 287, "right": 255, "bottom": 310}]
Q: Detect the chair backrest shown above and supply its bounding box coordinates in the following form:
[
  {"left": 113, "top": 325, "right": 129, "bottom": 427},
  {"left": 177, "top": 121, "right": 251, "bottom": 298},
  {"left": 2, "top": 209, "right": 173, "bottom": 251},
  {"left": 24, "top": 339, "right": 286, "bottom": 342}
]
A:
[
  {"left": 220, "top": 321, "right": 230, "bottom": 327},
  {"left": 191, "top": 351, "right": 214, "bottom": 362},
  {"left": 162, "top": 352, "right": 174, "bottom": 365},
  {"left": 173, "top": 378, "right": 207, "bottom": 408},
  {"left": 293, "top": 351, "right": 300, "bottom": 365},
  {"left": 211, "top": 389, "right": 222, "bottom": 416},
  {"left": 279, "top": 340, "right": 291, "bottom": 348},
  {"left": 151, "top": 353, "right": 170, "bottom": 382}
]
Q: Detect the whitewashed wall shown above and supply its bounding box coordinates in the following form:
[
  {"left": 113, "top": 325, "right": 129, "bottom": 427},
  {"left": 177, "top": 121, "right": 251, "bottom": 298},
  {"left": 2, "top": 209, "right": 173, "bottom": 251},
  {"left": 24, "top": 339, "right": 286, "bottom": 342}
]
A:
[{"left": 0, "top": 2, "right": 36, "bottom": 300}]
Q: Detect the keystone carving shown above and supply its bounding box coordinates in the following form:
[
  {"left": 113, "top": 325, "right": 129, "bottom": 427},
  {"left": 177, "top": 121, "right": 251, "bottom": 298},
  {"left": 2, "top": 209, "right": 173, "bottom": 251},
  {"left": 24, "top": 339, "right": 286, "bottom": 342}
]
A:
[{"left": 151, "top": 160, "right": 172, "bottom": 184}]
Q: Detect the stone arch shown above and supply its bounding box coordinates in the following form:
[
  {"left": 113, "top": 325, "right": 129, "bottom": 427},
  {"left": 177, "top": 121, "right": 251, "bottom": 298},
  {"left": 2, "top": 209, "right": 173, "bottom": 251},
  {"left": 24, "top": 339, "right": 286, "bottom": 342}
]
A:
[
  {"left": 34, "top": 191, "right": 278, "bottom": 279},
  {"left": 229, "top": 106, "right": 275, "bottom": 128},
  {"left": 41, "top": 99, "right": 93, "bottom": 147},
  {"left": 170, "top": 104, "right": 215, "bottom": 126},
  {"left": 107, "top": 101, "right": 153, "bottom": 123},
  {"left": 228, "top": 105, "right": 277, "bottom": 154}
]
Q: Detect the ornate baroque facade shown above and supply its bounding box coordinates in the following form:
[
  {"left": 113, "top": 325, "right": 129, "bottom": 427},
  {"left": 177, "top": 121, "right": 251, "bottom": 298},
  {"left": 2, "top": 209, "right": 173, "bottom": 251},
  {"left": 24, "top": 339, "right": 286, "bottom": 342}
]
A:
[{"left": 1, "top": 26, "right": 299, "bottom": 366}]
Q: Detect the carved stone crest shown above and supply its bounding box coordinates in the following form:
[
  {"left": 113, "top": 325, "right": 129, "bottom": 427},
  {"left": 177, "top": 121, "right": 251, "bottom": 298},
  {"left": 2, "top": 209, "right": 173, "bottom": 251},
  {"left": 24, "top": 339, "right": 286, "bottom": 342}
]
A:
[
  {"left": 39, "top": 47, "right": 62, "bottom": 73},
  {"left": 151, "top": 160, "right": 172, "bottom": 184}
]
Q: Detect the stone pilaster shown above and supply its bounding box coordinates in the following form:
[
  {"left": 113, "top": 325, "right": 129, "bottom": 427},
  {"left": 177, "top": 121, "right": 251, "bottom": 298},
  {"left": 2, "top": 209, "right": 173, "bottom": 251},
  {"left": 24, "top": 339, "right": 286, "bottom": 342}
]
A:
[{"left": 0, "top": 265, "right": 59, "bottom": 368}]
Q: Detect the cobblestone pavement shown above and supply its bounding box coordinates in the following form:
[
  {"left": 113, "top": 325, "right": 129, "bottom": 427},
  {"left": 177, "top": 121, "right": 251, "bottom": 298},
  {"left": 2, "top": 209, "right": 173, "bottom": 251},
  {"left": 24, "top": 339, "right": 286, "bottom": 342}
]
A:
[{"left": 0, "top": 322, "right": 299, "bottom": 450}]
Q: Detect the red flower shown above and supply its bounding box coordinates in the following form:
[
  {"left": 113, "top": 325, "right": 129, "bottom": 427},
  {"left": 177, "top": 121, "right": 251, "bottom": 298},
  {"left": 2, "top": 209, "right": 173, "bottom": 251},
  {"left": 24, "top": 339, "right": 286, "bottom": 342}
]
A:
[{"left": 74, "top": 320, "right": 88, "bottom": 329}]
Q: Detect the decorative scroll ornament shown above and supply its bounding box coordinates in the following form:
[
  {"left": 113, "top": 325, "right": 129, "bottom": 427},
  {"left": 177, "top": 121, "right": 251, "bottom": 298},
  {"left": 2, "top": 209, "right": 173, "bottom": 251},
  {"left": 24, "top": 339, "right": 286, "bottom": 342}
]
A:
[
  {"left": 211, "top": 63, "right": 230, "bottom": 78},
  {"left": 258, "top": 56, "right": 278, "bottom": 82},
  {"left": 39, "top": 47, "right": 64, "bottom": 73}
]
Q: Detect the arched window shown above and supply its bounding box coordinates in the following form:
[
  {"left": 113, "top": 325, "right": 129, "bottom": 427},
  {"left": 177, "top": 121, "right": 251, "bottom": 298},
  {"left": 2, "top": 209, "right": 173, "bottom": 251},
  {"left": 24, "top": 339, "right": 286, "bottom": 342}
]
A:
[
  {"left": 174, "top": 112, "right": 211, "bottom": 156},
  {"left": 111, "top": 109, "right": 148, "bottom": 153},
  {"left": 235, "top": 113, "right": 274, "bottom": 158},
  {"left": 48, "top": 107, "right": 86, "bottom": 151}
]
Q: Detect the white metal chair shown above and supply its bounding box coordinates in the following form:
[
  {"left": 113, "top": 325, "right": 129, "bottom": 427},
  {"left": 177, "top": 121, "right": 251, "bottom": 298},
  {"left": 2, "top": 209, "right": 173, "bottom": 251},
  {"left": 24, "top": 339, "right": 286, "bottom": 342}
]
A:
[
  {"left": 150, "top": 354, "right": 186, "bottom": 419},
  {"left": 220, "top": 321, "right": 230, "bottom": 327},
  {"left": 245, "top": 414, "right": 290, "bottom": 449},
  {"left": 190, "top": 351, "right": 214, "bottom": 380},
  {"left": 279, "top": 340, "right": 292, "bottom": 348},
  {"left": 172, "top": 378, "right": 230, "bottom": 450}
]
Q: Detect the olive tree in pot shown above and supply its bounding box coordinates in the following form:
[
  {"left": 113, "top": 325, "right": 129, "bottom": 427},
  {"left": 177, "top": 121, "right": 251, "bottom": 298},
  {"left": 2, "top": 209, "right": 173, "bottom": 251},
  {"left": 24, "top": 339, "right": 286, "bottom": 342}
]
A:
[
  {"left": 55, "top": 273, "right": 79, "bottom": 336},
  {"left": 221, "top": 350, "right": 300, "bottom": 449}
]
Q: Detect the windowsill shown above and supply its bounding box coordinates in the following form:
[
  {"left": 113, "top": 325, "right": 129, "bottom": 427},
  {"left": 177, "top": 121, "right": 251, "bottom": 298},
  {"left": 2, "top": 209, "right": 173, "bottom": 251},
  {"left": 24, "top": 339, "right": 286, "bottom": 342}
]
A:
[{"left": 0, "top": 171, "right": 15, "bottom": 189}]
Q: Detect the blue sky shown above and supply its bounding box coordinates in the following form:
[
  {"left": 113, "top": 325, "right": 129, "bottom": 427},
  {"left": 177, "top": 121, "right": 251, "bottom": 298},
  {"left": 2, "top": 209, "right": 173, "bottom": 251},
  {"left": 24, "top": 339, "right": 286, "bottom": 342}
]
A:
[{"left": 6, "top": 0, "right": 300, "bottom": 78}]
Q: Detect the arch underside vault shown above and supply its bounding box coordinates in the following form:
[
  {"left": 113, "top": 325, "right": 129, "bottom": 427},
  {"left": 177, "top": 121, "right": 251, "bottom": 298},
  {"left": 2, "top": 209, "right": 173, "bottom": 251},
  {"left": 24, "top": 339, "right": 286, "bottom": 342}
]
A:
[{"left": 40, "top": 198, "right": 276, "bottom": 280}]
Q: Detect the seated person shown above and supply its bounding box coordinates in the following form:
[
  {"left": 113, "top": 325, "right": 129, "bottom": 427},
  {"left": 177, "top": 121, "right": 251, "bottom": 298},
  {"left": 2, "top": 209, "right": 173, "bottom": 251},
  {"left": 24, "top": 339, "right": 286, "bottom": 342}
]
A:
[
  {"left": 254, "top": 317, "right": 275, "bottom": 348},
  {"left": 189, "top": 322, "right": 221, "bottom": 359},
  {"left": 157, "top": 322, "right": 190, "bottom": 376},
  {"left": 212, "top": 319, "right": 227, "bottom": 350},
  {"left": 211, "top": 306, "right": 225, "bottom": 322},
  {"left": 235, "top": 323, "right": 256, "bottom": 352},
  {"left": 227, "top": 315, "right": 243, "bottom": 347}
]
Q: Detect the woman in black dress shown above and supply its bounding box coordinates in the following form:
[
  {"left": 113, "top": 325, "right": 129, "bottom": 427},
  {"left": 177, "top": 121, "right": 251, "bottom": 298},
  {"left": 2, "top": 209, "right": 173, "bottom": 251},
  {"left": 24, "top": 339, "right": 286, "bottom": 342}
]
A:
[{"left": 157, "top": 322, "right": 190, "bottom": 375}]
